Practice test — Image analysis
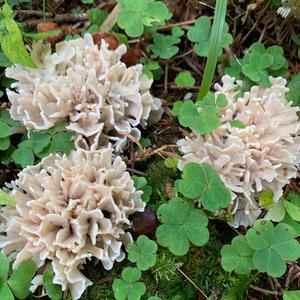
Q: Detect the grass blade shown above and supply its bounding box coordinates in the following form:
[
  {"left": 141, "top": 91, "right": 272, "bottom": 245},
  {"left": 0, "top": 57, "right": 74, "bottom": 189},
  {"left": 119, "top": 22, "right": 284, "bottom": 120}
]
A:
[{"left": 198, "top": 0, "right": 228, "bottom": 100}]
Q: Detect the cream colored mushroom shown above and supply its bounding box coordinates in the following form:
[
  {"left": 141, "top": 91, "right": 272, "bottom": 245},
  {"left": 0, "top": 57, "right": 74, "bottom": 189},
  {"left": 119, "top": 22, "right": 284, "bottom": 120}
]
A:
[
  {"left": 6, "top": 34, "right": 162, "bottom": 152},
  {"left": 0, "top": 148, "right": 145, "bottom": 299},
  {"left": 178, "top": 76, "right": 300, "bottom": 227}
]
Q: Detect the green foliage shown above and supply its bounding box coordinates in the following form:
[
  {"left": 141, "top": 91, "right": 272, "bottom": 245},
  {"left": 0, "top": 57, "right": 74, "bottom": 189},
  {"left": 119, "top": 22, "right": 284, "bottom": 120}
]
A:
[
  {"left": 225, "top": 43, "right": 288, "bottom": 90},
  {"left": 0, "top": 51, "right": 11, "bottom": 67},
  {"left": 222, "top": 220, "right": 300, "bottom": 277},
  {"left": 0, "top": 189, "right": 16, "bottom": 205},
  {"left": 247, "top": 221, "right": 300, "bottom": 277},
  {"left": 229, "top": 120, "right": 246, "bottom": 129},
  {"left": 112, "top": 267, "right": 146, "bottom": 300},
  {"left": 146, "top": 159, "right": 179, "bottom": 206},
  {"left": 287, "top": 74, "right": 300, "bottom": 107},
  {"left": 156, "top": 197, "right": 209, "bottom": 255},
  {"left": 198, "top": 0, "right": 228, "bottom": 100},
  {"left": 43, "top": 269, "right": 63, "bottom": 300},
  {"left": 172, "top": 93, "right": 228, "bottom": 135},
  {"left": 117, "top": 0, "right": 172, "bottom": 37},
  {"left": 87, "top": 7, "right": 108, "bottom": 29},
  {"left": 81, "top": 0, "right": 94, "bottom": 3},
  {"left": 267, "top": 191, "right": 300, "bottom": 225},
  {"left": 0, "top": 109, "right": 20, "bottom": 152},
  {"left": 128, "top": 235, "right": 158, "bottom": 271},
  {"left": 221, "top": 274, "right": 257, "bottom": 300},
  {"left": 283, "top": 290, "right": 300, "bottom": 300},
  {"left": 221, "top": 235, "right": 255, "bottom": 274},
  {"left": 142, "top": 58, "right": 163, "bottom": 80},
  {"left": 258, "top": 190, "right": 273, "bottom": 208},
  {"left": 132, "top": 175, "right": 153, "bottom": 203},
  {"left": 174, "top": 71, "right": 195, "bottom": 87},
  {"left": 178, "top": 162, "right": 231, "bottom": 212},
  {"left": 12, "top": 125, "right": 74, "bottom": 168},
  {"left": 147, "top": 27, "right": 184, "bottom": 59},
  {"left": 164, "top": 157, "right": 178, "bottom": 171},
  {"left": 187, "top": 16, "right": 232, "bottom": 57},
  {"left": 148, "top": 297, "right": 161, "bottom": 300},
  {"left": 151, "top": 251, "right": 182, "bottom": 282},
  {"left": 0, "top": 253, "right": 37, "bottom": 300},
  {"left": 291, "top": 34, "right": 300, "bottom": 58},
  {"left": 22, "top": 29, "right": 61, "bottom": 41},
  {"left": 0, "top": 4, "right": 35, "bottom": 67},
  {"left": 6, "top": 0, "right": 30, "bottom": 7}
]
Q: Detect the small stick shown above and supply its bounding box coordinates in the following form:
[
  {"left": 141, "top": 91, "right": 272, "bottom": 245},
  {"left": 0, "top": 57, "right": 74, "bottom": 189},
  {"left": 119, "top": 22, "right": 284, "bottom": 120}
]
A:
[
  {"left": 126, "top": 168, "right": 147, "bottom": 176},
  {"left": 22, "top": 13, "right": 87, "bottom": 28},
  {"left": 164, "top": 63, "right": 169, "bottom": 95},
  {"left": 249, "top": 285, "right": 280, "bottom": 296},
  {"left": 285, "top": 265, "right": 294, "bottom": 288},
  {"left": 99, "top": 3, "right": 121, "bottom": 32},
  {"left": 176, "top": 267, "right": 208, "bottom": 299}
]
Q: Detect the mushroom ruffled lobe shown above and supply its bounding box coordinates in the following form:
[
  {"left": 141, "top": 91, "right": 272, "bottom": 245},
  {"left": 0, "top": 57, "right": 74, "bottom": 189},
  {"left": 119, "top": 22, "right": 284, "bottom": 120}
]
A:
[
  {"left": 0, "top": 148, "right": 145, "bottom": 299},
  {"left": 6, "top": 34, "right": 162, "bottom": 152},
  {"left": 178, "top": 76, "right": 300, "bottom": 227}
]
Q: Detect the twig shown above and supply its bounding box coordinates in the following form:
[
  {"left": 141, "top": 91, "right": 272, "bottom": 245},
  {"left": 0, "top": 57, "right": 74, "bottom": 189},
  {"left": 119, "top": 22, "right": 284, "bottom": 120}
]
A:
[
  {"left": 249, "top": 285, "right": 280, "bottom": 296},
  {"left": 17, "top": 10, "right": 53, "bottom": 18},
  {"left": 285, "top": 265, "right": 294, "bottom": 288},
  {"left": 164, "top": 63, "right": 169, "bottom": 95},
  {"left": 267, "top": 277, "right": 280, "bottom": 300},
  {"left": 22, "top": 13, "right": 87, "bottom": 28},
  {"left": 126, "top": 168, "right": 147, "bottom": 176},
  {"left": 158, "top": 19, "right": 197, "bottom": 30},
  {"left": 176, "top": 267, "right": 208, "bottom": 299},
  {"left": 118, "top": 131, "right": 143, "bottom": 150},
  {"left": 240, "top": 0, "right": 270, "bottom": 44},
  {"left": 95, "top": 275, "right": 115, "bottom": 285},
  {"left": 99, "top": 3, "right": 121, "bottom": 32}
]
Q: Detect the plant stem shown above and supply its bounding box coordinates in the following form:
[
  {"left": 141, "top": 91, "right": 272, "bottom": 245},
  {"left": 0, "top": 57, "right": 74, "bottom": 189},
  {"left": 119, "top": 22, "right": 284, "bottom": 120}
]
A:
[{"left": 197, "top": 0, "right": 228, "bottom": 100}]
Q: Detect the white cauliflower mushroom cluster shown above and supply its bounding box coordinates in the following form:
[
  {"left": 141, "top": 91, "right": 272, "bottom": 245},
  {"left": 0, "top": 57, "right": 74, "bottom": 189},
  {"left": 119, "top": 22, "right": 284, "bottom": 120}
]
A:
[
  {"left": 178, "top": 76, "right": 300, "bottom": 227},
  {"left": 0, "top": 148, "right": 145, "bottom": 299},
  {"left": 6, "top": 34, "right": 162, "bottom": 152}
]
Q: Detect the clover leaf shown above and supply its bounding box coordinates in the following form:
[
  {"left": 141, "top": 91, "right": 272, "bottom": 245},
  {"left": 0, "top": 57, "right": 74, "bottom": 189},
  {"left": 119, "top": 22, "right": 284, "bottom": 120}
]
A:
[
  {"left": 112, "top": 267, "right": 146, "bottom": 300},
  {"left": 0, "top": 121, "right": 11, "bottom": 138},
  {"left": 246, "top": 221, "right": 300, "bottom": 277},
  {"left": 117, "top": 0, "right": 172, "bottom": 37},
  {"left": 156, "top": 197, "right": 209, "bottom": 256},
  {"left": 175, "top": 71, "right": 195, "bottom": 87},
  {"left": 266, "top": 199, "right": 286, "bottom": 222},
  {"left": 142, "top": 58, "right": 163, "bottom": 80},
  {"left": 12, "top": 127, "right": 74, "bottom": 167},
  {"left": 225, "top": 43, "right": 288, "bottom": 92},
  {"left": 0, "top": 253, "right": 37, "bottom": 300},
  {"left": 8, "top": 260, "right": 37, "bottom": 299},
  {"left": 221, "top": 235, "right": 255, "bottom": 274},
  {"left": 175, "top": 93, "right": 228, "bottom": 135},
  {"left": 187, "top": 16, "right": 232, "bottom": 57},
  {"left": 287, "top": 74, "right": 300, "bottom": 107},
  {"left": 242, "top": 53, "right": 273, "bottom": 87},
  {"left": 267, "top": 191, "right": 300, "bottom": 223},
  {"left": 43, "top": 268, "right": 63, "bottom": 300},
  {"left": 128, "top": 235, "right": 157, "bottom": 270},
  {"left": 283, "top": 290, "right": 300, "bottom": 300},
  {"left": 147, "top": 27, "right": 184, "bottom": 59},
  {"left": 132, "top": 176, "right": 153, "bottom": 203},
  {"left": 284, "top": 191, "right": 300, "bottom": 222},
  {"left": 12, "top": 147, "right": 35, "bottom": 167},
  {"left": 178, "top": 163, "right": 231, "bottom": 212}
]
